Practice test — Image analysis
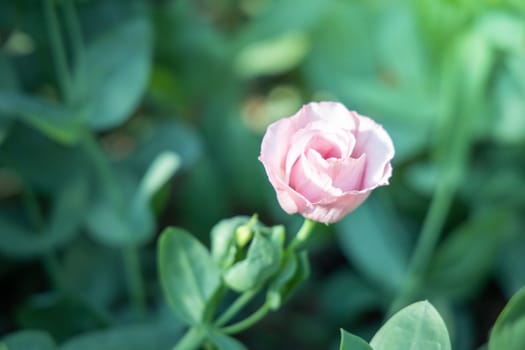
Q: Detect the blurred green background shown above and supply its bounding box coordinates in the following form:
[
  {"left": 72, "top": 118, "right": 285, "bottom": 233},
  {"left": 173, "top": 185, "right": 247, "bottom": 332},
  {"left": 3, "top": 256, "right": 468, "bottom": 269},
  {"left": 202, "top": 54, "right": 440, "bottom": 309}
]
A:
[{"left": 1, "top": 0, "right": 525, "bottom": 349}]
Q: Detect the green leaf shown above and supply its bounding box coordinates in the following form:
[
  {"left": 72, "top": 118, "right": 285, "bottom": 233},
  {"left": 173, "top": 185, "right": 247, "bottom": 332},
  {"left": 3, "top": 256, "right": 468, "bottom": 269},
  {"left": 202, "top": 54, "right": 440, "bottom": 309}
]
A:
[
  {"left": 123, "top": 120, "right": 202, "bottom": 178},
  {"left": 1, "top": 330, "right": 56, "bottom": 350},
  {"left": 0, "top": 54, "right": 18, "bottom": 143},
  {"left": 44, "top": 174, "right": 90, "bottom": 245},
  {"left": 237, "top": 0, "right": 326, "bottom": 44},
  {"left": 339, "top": 329, "right": 372, "bottom": 350},
  {"left": 489, "top": 287, "right": 525, "bottom": 350},
  {"left": 319, "top": 270, "right": 383, "bottom": 323},
  {"left": 476, "top": 12, "right": 525, "bottom": 53},
  {"left": 210, "top": 216, "right": 251, "bottom": 270},
  {"left": 426, "top": 210, "right": 509, "bottom": 300},
  {"left": 61, "top": 238, "right": 121, "bottom": 307},
  {"left": 158, "top": 227, "right": 221, "bottom": 325},
  {"left": 16, "top": 293, "right": 110, "bottom": 343},
  {"left": 336, "top": 196, "right": 410, "bottom": 292},
  {"left": 174, "top": 155, "right": 231, "bottom": 236},
  {"left": 207, "top": 331, "right": 248, "bottom": 350},
  {"left": 0, "top": 54, "right": 19, "bottom": 91},
  {"left": 266, "top": 253, "right": 297, "bottom": 310},
  {"left": 370, "top": 301, "right": 451, "bottom": 350},
  {"left": 491, "top": 56, "right": 525, "bottom": 144},
  {"left": 0, "top": 123, "right": 91, "bottom": 191},
  {"left": 224, "top": 228, "right": 283, "bottom": 292},
  {"left": 135, "top": 151, "right": 181, "bottom": 202},
  {"left": 235, "top": 31, "right": 309, "bottom": 78},
  {"left": 60, "top": 322, "right": 182, "bottom": 350},
  {"left": 84, "top": 171, "right": 148, "bottom": 247},
  {"left": 497, "top": 230, "right": 525, "bottom": 297},
  {"left": 0, "top": 92, "right": 84, "bottom": 144},
  {"left": 0, "top": 176, "right": 89, "bottom": 259},
  {"left": 73, "top": 17, "right": 153, "bottom": 130},
  {"left": 86, "top": 152, "right": 179, "bottom": 247}
]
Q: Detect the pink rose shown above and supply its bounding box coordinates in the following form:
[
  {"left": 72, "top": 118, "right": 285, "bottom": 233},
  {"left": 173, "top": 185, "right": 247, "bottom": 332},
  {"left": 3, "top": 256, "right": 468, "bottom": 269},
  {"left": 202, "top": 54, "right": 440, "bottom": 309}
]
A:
[{"left": 259, "top": 101, "right": 394, "bottom": 224}]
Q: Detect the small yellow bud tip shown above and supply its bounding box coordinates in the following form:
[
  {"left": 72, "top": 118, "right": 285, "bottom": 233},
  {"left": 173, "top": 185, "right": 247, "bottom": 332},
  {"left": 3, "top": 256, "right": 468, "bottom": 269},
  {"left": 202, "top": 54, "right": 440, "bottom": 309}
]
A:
[{"left": 235, "top": 226, "right": 253, "bottom": 247}]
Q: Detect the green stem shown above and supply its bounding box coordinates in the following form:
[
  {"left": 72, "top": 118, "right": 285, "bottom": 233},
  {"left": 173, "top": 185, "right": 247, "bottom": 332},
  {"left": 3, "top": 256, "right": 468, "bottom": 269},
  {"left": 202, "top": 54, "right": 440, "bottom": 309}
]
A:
[
  {"left": 83, "top": 134, "right": 147, "bottom": 316},
  {"left": 82, "top": 132, "right": 121, "bottom": 206},
  {"left": 220, "top": 302, "right": 271, "bottom": 335},
  {"left": 172, "top": 327, "right": 207, "bottom": 350},
  {"left": 387, "top": 41, "right": 482, "bottom": 314},
  {"left": 62, "top": 0, "right": 85, "bottom": 101},
  {"left": 43, "top": 0, "right": 72, "bottom": 102},
  {"left": 62, "top": 0, "right": 85, "bottom": 66},
  {"left": 287, "top": 218, "right": 317, "bottom": 252},
  {"left": 42, "top": 253, "right": 64, "bottom": 291},
  {"left": 387, "top": 174, "right": 457, "bottom": 315},
  {"left": 214, "top": 287, "right": 261, "bottom": 327},
  {"left": 123, "top": 246, "right": 146, "bottom": 316}
]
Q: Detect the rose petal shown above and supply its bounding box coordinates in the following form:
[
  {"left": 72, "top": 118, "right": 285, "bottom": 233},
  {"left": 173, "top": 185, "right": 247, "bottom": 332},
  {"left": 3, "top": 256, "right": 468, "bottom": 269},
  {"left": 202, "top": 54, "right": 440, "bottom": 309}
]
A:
[
  {"left": 301, "top": 190, "right": 371, "bottom": 223},
  {"left": 289, "top": 149, "right": 342, "bottom": 203},
  {"left": 329, "top": 153, "right": 367, "bottom": 192},
  {"left": 352, "top": 113, "right": 395, "bottom": 188}
]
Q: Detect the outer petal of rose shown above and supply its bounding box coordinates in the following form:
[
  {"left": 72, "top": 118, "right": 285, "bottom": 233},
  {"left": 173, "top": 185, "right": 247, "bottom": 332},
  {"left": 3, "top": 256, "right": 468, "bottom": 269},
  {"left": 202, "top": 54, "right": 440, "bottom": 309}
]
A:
[
  {"left": 302, "top": 191, "right": 371, "bottom": 224},
  {"left": 260, "top": 159, "right": 312, "bottom": 215},
  {"left": 273, "top": 185, "right": 310, "bottom": 214},
  {"left": 299, "top": 102, "right": 359, "bottom": 131},
  {"left": 352, "top": 113, "right": 395, "bottom": 188},
  {"left": 259, "top": 115, "right": 297, "bottom": 179},
  {"left": 260, "top": 114, "right": 330, "bottom": 216}
]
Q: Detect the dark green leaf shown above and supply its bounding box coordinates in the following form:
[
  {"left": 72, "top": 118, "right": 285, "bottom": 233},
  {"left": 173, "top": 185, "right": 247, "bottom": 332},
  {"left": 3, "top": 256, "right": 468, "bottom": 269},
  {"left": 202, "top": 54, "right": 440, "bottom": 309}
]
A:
[
  {"left": 158, "top": 227, "right": 221, "bottom": 325},
  {"left": 336, "top": 195, "right": 410, "bottom": 292},
  {"left": 426, "top": 210, "right": 509, "bottom": 300},
  {"left": 0, "top": 54, "right": 18, "bottom": 142},
  {"left": 60, "top": 322, "right": 182, "bottom": 350},
  {"left": 16, "top": 293, "right": 111, "bottom": 343},
  {"left": 319, "top": 270, "right": 383, "bottom": 323},
  {"left": 61, "top": 238, "right": 121, "bottom": 307},
  {"left": 73, "top": 17, "right": 152, "bottom": 130},
  {"left": 339, "top": 329, "right": 372, "bottom": 350},
  {"left": 0, "top": 176, "right": 88, "bottom": 259},
  {"left": 370, "top": 301, "right": 451, "bottom": 350},
  {"left": 173, "top": 156, "right": 231, "bottom": 237},
  {"left": 0, "top": 123, "right": 91, "bottom": 191},
  {"left": 497, "top": 228, "right": 525, "bottom": 297},
  {"left": 0, "top": 54, "right": 19, "bottom": 91}
]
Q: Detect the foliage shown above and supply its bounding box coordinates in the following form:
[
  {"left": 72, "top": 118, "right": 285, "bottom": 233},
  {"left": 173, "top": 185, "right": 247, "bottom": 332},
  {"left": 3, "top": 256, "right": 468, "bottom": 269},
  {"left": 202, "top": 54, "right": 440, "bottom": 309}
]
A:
[{"left": 1, "top": 0, "right": 525, "bottom": 349}]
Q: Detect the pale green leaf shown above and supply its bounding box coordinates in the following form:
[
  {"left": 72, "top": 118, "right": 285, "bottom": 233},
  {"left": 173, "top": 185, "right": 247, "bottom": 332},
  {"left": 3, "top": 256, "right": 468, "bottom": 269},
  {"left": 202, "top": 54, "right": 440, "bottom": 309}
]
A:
[
  {"left": 158, "top": 227, "right": 221, "bottom": 325},
  {"left": 339, "top": 329, "right": 372, "bottom": 350},
  {"left": 370, "top": 301, "right": 451, "bottom": 350}
]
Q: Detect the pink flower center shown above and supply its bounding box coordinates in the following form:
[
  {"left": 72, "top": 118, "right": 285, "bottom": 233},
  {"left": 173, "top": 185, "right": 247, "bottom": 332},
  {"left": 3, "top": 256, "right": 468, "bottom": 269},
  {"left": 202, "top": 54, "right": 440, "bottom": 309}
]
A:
[{"left": 308, "top": 135, "right": 342, "bottom": 160}]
